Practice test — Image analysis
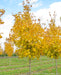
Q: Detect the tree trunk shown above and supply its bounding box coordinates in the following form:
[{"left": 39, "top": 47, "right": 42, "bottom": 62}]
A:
[
  {"left": 55, "top": 59, "right": 58, "bottom": 75},
  {"left": 29, "top": 59, "right": 31, "bottom": 75}
]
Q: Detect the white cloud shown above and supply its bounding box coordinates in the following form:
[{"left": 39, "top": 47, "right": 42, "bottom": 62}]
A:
[
  {"left": 32, "top": 2, "right": 42, "bottom": 8},
  {"left": 0, "top": 14, "right": 14, "bottom": 49},
  {"left": 50, "top": 2, "right": 61, "bottom": 8},
  {"left": 33, "top": 2, "right": 61, "bottom": 27},
  {"left": 30, "top": 0, "right": 38, "bottom": 4},
  {"left": 0, "top": 14, "right": 14, "bottom": 42}
]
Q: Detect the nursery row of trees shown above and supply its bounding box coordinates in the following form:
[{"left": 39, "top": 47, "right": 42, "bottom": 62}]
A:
[{"left": 0, "top": 0, "right": 61, "bottom": 75}]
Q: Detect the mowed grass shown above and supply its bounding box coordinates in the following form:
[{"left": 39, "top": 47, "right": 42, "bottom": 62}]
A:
[{"left": 0, "top": 56, "right": 61, "bottom": 75}]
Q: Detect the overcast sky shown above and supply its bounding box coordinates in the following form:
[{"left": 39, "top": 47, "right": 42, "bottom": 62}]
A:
[{"left": 0, "top": 0, "right": 61, "bottom": 49}]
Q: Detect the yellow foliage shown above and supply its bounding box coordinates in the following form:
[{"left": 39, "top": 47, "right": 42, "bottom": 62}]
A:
[
  {"left": 0, "top": 45, "right": 3, "bottom": 55},
  {"left": 0, "top": 34, "right": 2, "bottom": 38},
  {"left": 4, "top": 42, "right": 13, "bottom": 57},
  {"left": 9, "top": 1, "right": 61, "bottom": 60},
  {"left": 43, "top": 15, "right": 61, "bottom": 59},
  {"left": 9, "top": 0, "right": 44, "bottom": 59}
]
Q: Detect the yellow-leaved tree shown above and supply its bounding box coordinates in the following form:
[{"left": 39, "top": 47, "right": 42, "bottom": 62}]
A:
[
  {"left": 4, "top": 38, "right": 13, "bottom": 57},
  {"left": 9, "top": 0, "right": 44, "bottom": 74},
  {"left": 0, "top": 45, "right": 3, "bottom": 55},
  {"left": 43, "top": 12, "right": 61, "bottom": 75}
]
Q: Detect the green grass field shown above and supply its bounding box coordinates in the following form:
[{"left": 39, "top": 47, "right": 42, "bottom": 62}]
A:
[{"left": 0, "top": 56, "right": 61, "bottom": 75}]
